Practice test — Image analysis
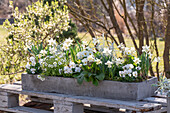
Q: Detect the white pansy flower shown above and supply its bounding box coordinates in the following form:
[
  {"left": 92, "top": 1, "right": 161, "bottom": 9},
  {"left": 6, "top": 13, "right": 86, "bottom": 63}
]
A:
[
  {"left": 133, "top": 57, "right": 141, "bottom": 64},
  {"left": 87, "top": 55, "right": 95, "bottom": 62},
  {"left": 103, "top": 48, "right": 112, "bottom": 56},
  {"left": 37, "top": 75, "right": 45, "bottom": 81},
  {"left": 48, "top": 38, "right": 56, "bottom": 46},
  {"left": 31, "top": 61, "right": 36, "bottom": 66},
  {"left": 82, "top": 58, "right": 88, "bottom": 65},
  {"left": 83, "top": 51, "right": 89, "bottom": 57},
  {"left": 105, "top": 60, "right": 113, "bottom": 68},
  {"left": 142, "top": 45, "right": 150, "bottom": 53},
  {"left": 53, "top": 62, "right": 57, "bottom": 67},
  {"left": 96, "top": 58, "right": 102, "bottom": 65},
  {"left": 26, "top": 62, "right": 30, "bottom": 69},
  {"left": 30, "top": 56, "right": 35, "bottom": 62},
  {"left": 59, "top": 69, "right": 62, "bottom": 74},
  {"left": 133, "top": 71, "right": 138, "bottom": 77},
  {"left": 136, "top": 66, "right": 141, "bottom": 70},
  {"left": 69, "top": 61, "right": 76, "bottom": 68},
  {"left": 119, "top": 71, "right": 125, "bottom": 77},
  {"left": 75, "top": 67, "right": 81, "bottom": 72},
  {"left": 30, "top": 68, "right": 36, "bottom": 74}
]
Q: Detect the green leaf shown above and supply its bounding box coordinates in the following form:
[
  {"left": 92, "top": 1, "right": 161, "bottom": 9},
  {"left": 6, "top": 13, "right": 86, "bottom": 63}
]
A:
[
  {"left": 96, "top": 73, "right": 105, "bottom": 80},
  {"left": 84, "top": 77, "right": 90, "bottom": 82},
  {"left": 77, "top": 75, "right": 84, "bottom": 84},
  {"left": 92, "top": 77, "right": 99, "bottom": 86}
]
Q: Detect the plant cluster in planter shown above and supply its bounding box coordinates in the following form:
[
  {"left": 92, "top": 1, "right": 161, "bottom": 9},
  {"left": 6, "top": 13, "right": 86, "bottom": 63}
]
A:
[{"left": 26, "top": 36, "right": 159, "bottom": 86}]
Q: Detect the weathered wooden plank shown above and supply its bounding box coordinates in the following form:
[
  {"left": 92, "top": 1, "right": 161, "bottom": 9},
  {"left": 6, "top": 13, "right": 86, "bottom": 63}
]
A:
[
  {"left": 155, "top": 92, "right": 167, "bottom": 98},
  {"left": 0, "top": 84, "right": 162, "bottom": 112},
  {"left": 28, "top": 96, "right": 53, "bottom": 104},
  {"left": 13, "top": 81, "right": 22, "bottom": 85},
  {"left": 0, "top": 106, "right": 53, "bottom": 113},
  {"left": 143, "top": 97, "right": 167, "bottom": 106}
]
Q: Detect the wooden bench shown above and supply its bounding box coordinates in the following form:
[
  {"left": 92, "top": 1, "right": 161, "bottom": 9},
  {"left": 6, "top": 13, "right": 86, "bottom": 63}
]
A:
[{"left": 0, "top": 84, "right": 168, "bottom": 113}]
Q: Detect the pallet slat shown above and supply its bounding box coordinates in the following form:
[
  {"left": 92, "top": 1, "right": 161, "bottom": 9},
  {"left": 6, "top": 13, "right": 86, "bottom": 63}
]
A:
[
  {"left": 0, "top": 106, "right": 53, "bottom": 113},
  {"left": 143, "top": 97, "right": 167, "bottom": 106}
]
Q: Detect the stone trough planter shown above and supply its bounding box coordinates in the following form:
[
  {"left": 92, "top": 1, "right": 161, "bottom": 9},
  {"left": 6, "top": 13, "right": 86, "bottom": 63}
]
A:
[{"left": 22, "top": 74, "right": 158, "bottom": 100}]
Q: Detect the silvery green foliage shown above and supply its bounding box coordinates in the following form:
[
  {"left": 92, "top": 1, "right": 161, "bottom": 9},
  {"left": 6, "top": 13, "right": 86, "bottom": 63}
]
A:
[{"left": 155, "top": 76, "right": 170, "bottom": 95}]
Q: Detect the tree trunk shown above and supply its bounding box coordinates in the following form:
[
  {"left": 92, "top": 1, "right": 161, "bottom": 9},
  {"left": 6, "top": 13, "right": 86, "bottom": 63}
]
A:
[{"left": 163, "top": 2, "right": 170, "bottom": 78}]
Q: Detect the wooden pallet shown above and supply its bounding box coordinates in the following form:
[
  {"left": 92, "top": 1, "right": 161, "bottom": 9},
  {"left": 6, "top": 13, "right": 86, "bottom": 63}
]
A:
[{"left": 0, "top": 84, "right": 168, "bottom": 113}]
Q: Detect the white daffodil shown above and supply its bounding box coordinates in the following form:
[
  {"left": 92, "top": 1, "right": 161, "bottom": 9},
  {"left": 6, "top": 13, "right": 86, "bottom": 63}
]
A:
[
  {"left": 96, "top": 58, "right": 102, "bottom": 65},
  {"left": 117, "top": 43, "right": 125, "bottom": 49},
  {"left": 87, "top": 55, "right": 95, "bottom": 62},
  {"left": 148, "top": 52, "right": 153, "bottom": 59},
  {"left": 154, "top": 57, "right": 160, "bottom": 63},
  {"left": 64, "top": 38, "right": 73, "bottom": 46},
  {"left": 26, "top": 62, "right": 30, "bottom": 69},
  {"left": 69, "top": 61, "right": 76, "bottom": 68},
  {"left": 103, "top": 48, "right": 112, "bottom": 56},
  {"left": 105, "top": 60, "right": 113, "bottom": 68},
  {"left": 142, "top": 45, "right": 150, "bottom": 53},
  {"left": 48, "top": 38, "right": 56, "bottom": 46},
  {"left": 75, "top": 67, "right": 81, "bottom": 72},
  {"left": 40, "top": 50, "right": 47, "bottom": 56},
  {"left": 115, "top": 58, "right": 124, "bottom": 65},
  {"left": 136, "top": 66, "right": 141, "bottom": 70},
  {"left": 49, "top": 47, "right": 57, "bottom": 54},
  {"left": 133, "top": 71, "right": 138, "bottom": 77},
  {"left": 82, "top": 58, "right": 88, "bottom": 65},
  {"left": 130, "top": 47, "right": 136, "bottom": 54},
  {"left": 133, "top": 57, "right": 141, "bottom": 64},
  {"left": 62, "top": 43, "right": 69, "bottom": 51},
  {"left": 82, "top": 41, "right": 88, "bottom": 46},
  {"left": 30, "top": 68, "right": 36, "bottom": 74}
]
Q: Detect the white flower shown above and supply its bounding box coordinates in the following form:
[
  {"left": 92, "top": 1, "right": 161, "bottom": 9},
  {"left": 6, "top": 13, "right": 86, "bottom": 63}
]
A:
[
  {"left": 30, "top": 68, "right": 36, "bottom": 74},
  {"left": 79, "top": 64, "right": 82, "bottom": 67},
  {"left": 119, "top": 71, "right": 125, "bottom": 77},
  {"left": 64, "top": 66, "right": 73, "bottom": 74},
  {"left": 64, "top": 38, "right": 73, "bottom": 46},
  {"left": 88, "top": 51, "right": 93, "bottom": 56},
  {"left": 49, "top": 47, "right": 57, "bottom": 54},
  {"left": 103, "top": 48, "right": 112, "bottom": 56},
  {"left": 26, "top": 62, "right": 30, "bottom": 69},
  {"left": 128, "top": 74, "right": 132, "bottom": 77},
  {"left": 105, "top": 60, "right": 113, "bottom": 68},
  {"left": 115, "top": 58, "right": 124, "bottom": 65},
  {"left": 69, "top": 61, "right": 76, "bottom": 68},
  {"left": 48, "top": 64, "right": 53, "bottom": 68},
  {"left": 154, "top": 57, "right": 160, "bottom": 63},
  {"left": 127, "top": 69, "right": 132, "bottom": 74},
  {"left": 58, "top": 61, "right": 62, "bottom": 65},
  {"left": 148, "top": 52, "right": 153, "bottom": 59},
  {"left": 62, "top": 43, "right": 69, "bottom": 50},
  {"left": 133, "top": 57, "right": 141, "bottom": 64},
  {"left": 136, "top": 66, "right": 141, "bottom": 70},
  {"left": 40, "top": 50, "right": 47, "bottom": 56},
  {"left": 39, "top": 59, "right": 44, "bottom": 65},
  {"left": 123, "top": 64, "right": 134, "bottom": 70},
  {"left": 96, "top": 59, "right": 102, "bottom": 65},
  {"left": 77, "top": 52, "right": 83, "bottom": 59},
  {"left": 83, "top": 51, "right": 89, "bottom": 57},
  {"left": 82, "top": 58, "right": 88, "bottom": 65},
  {"left": 37, "top": 75, "right": 45, "bottom": 81},
  {"left": 31, "top": 61, "right": 36, "bottom": 66},
  {"left": 48, "top": 38, "right": 56, "bottom": 46},
  {"left": 53, "top": 62, "right": 57, "bottom": 67},
  {"left": 142, "top": 45, "right": 150, "bottom": 53},
  {"left": 87, "top": 55, "right": 95, "bottom": 62},
  {"left": 59, "top": 69, "right": 62, "bottom": 74},
  {"left": 30, "top": 56, "right": 35, "bottom": 62},
  {"left": 75, "top": 67, "right": 81, "bottom": 72},
  {"left": 133, "top": 71, "right": 138, "bottom": 77}
]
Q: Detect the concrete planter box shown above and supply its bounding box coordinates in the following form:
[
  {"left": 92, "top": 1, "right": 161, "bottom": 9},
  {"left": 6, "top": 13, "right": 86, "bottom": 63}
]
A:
[{"left": 22, "top": 74, "right": 157, "bottom": 100}]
